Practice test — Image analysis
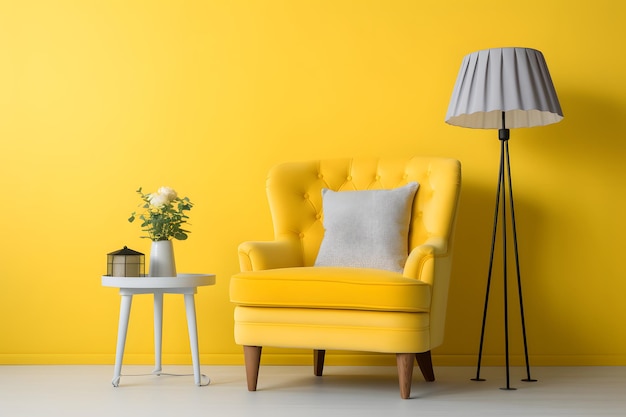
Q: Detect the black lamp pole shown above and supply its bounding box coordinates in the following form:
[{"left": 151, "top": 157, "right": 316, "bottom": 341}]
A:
[{"left": 471, "top": 111, "right": 537, "bottom": 390}]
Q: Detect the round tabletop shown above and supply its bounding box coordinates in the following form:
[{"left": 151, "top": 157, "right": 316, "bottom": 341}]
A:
[{"left": 102, "top": 273, "right": 216, "bottom": 289}]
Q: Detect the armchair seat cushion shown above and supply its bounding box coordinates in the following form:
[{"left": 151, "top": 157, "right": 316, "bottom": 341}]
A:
[{"left": 230, "top": 266, "right": 431, "bottom": 313}]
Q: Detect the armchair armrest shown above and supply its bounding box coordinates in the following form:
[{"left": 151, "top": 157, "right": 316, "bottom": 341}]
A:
[
  {"left": 403, "top": 237, "right": 448, "bottom": 282},
  {"left": 238, "top": 238, "right": 303, "bottom": 272}
]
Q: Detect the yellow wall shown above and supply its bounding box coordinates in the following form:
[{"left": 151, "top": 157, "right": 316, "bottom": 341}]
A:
[{"left": 1, "top": 0, "right": 625, "bottom": 366}]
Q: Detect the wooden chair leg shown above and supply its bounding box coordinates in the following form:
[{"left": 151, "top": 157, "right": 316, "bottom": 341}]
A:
[
  {"left": 416, "top": 351, "right": 435, "bottom": 382},
  {"left": 313, "top": 349, "right": 325, "bottom": 376},
  {"left": 244, "top": 346, "right": 262, "bottom": 391},
  {"left": 396, "top": 353, "right": 414, "bottom": 399}
]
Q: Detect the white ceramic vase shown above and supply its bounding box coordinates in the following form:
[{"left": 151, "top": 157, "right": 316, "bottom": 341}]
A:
[{"left": 149, "top": 240, "right": 177, "bottom": 277}]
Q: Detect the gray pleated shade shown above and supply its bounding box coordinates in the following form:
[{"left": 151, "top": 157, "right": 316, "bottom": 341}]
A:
[{"left": 445, "top": 47, "right": 563, "bottom": 129}]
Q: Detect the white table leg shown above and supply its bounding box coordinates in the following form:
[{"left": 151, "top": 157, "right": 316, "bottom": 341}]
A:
[
  {"left": 153, "top": 292, "right": 164, "bottom": 375},
  {"left": 112, "top": 294, "right": 132, "bottom": 387},
  {"left": 184, "top": 293, "right": 202, "bottom": 386}
]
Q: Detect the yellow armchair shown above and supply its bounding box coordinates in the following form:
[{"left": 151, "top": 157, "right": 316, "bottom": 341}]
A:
[{"left": 229, "top": 157, "right": 461, "bottom": 399}]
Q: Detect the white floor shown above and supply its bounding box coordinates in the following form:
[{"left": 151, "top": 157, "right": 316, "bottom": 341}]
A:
[{"left": 1, "top": 365, "right": 625, "bottom": 416}]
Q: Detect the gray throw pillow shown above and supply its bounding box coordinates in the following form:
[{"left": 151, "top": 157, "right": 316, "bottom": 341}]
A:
[{"left": 314, "top": 182, "right": 419, "bottom": 272}]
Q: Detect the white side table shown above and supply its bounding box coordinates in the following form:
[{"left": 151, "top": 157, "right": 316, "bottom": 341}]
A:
[{"left": 101, "top": 274, "right": 216, "bottom": 387}]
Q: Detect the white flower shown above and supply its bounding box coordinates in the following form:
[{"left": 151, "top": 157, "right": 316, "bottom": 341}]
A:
[
  {"left": 148, "top": 193, "right": 167, "bottom": 208},
  {"left": 158, "top": 186, "right": 178, "bottom": 201},
  {"left": 149, "top": 187, "right": 177, "bottom": 208}
]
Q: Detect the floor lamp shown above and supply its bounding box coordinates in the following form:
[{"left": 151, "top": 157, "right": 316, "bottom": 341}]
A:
[{"left": 445, "top": 48, "right": 563, "bottom": 390}]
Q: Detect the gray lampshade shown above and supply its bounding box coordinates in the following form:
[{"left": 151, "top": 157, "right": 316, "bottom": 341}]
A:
[{"left": 445, "top": 47, "right": 563, "bottom": 129}]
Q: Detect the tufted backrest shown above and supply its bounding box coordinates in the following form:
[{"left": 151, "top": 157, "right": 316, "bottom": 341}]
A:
[{"left": 266, "top": 157, "right": 462, "bottom": 267}]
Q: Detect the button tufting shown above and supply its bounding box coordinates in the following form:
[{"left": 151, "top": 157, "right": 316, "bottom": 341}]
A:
[
  {"left": 346, "top": 176, "right": 352, "bottom": 181},
  {"left": 303, "top": 193, "right": 309, "bottom": 199},
  {"left": 315, "top": 213, "right": 321, "bottom": 220},
  {"left": 318, "top": 173, "right": 324, "bottom": 179},
  {"left": 299, "top": 232, "right": 305, "bottom": 238}
]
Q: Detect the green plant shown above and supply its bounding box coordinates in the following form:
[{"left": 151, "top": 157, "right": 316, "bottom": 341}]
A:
[{"left": 128, "top": 186, "right": 193, "bottom": 241}]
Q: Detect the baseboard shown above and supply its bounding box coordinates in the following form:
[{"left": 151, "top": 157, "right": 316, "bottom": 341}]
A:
[
  {"left": 2, "top": 353, "right": 625, "bottom": 366},
  {"left": 432, "top": 354, "right": 626, "bottom": 367}
]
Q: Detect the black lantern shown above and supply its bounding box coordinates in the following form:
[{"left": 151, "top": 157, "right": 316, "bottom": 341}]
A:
[{"left": 107, "top": 246, "right": 145, "bottom": 277}]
